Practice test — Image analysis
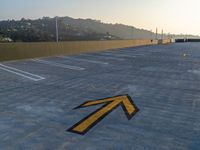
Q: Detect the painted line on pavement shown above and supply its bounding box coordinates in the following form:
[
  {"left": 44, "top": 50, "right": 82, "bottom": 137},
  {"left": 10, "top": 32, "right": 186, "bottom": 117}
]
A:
[
  {"left": 32, "top": 59, "right": 85, "bottom": 71},
  {"left": 80, "top": 54, "right": 124, "bottom": 61},
  {"left": 102, "top": 52, "right": 137, "bottom": 58},
  {"left": 58, "top": 56, "right": 109, "bottom": 65},
  {"left": 117, "top": 50, "right": 146, "bottom": 56},
  {"left": 0, "top": 63, "right": 45, "bottom": 81}
]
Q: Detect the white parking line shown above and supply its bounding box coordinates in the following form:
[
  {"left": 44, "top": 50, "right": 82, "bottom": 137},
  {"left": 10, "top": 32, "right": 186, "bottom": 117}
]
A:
[
  {"left": 32, "top": 59, "right": 85, "bottom": 71},
  {"left": 58, "top": 56, "right": 109, "bottom": 65},
  {"left": 80, "top": 54, "right": 124, "bottom": 61},
  {"left": 102, "top": 52, "right": 137, "bottom": 58},
  {"left": 0, "top": 64, "right": 45, "bottom": 81},
  {"left": 118, "top": 50, "right": 146, "bottom": 56}
]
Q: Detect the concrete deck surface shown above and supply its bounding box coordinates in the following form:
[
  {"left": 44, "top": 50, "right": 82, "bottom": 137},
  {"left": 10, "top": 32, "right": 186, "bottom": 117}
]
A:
[{"left": 0, "top": 43, "right": 200, "bottom": 150}]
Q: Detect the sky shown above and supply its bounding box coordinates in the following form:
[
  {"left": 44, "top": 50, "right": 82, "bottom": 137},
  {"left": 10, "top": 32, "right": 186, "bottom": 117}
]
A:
[{"left": 1, "top": 0, "right": 200, "bottom": 35}]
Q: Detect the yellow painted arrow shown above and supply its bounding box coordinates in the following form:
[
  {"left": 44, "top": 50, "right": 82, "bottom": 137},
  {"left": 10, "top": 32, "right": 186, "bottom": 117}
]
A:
[{"left": 67, "top": 95, "right": 139, "bottom": 135}]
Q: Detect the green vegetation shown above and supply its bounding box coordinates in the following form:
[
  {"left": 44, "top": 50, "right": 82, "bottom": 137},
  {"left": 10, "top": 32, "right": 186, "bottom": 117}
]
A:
[
  {"left": 0, "top": 17, "right": 120, "bottom": 42},
  {"left": 0, "top": 16, "right": 158, "bottom": 42}
]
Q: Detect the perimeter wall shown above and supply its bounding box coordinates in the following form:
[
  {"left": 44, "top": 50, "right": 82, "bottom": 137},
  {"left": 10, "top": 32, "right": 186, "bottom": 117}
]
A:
[{"left": 0, "top": 39, "right": 171, "bottom": 61}]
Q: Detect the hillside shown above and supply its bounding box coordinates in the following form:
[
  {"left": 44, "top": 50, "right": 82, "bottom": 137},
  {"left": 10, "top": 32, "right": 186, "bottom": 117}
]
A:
[
  {"left": 0, "top": 16, "right": 158, "bottom": 42},
  {"left": 61, "top": 16, "right": 155, "bottom": 39}
]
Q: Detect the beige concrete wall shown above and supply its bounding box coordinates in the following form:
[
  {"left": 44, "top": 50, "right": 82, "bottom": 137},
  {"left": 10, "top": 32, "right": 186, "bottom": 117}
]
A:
[
  {"left": 162, "top": 39, "right": 172, "bottom": 44},
  {"left": 158, "top": 39, "right": 171, "bottom": 44},
  {"left": 0, "top": 39, "right": 165, "bottom": 62}
]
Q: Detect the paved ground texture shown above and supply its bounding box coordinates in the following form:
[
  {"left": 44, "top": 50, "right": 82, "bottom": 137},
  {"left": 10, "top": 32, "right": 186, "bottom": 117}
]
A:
[{"left": 1, "top": 43, "right": 200, "bottom": 150}]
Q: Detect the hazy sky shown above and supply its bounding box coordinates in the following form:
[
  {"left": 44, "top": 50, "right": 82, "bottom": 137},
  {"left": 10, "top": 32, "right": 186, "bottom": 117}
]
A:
[{"left": 1, "top": 0, "right": 200, "bottom": 35}]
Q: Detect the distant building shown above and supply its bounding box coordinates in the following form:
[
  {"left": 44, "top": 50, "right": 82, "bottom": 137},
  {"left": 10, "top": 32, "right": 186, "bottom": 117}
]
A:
[{"left": 0, "top": 37, "right": 13, "bottom": 42}]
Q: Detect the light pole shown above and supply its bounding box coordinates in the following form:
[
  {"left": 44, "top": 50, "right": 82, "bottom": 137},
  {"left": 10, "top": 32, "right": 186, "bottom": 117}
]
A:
[
  {"left": 156, "top": 28, "right": 158, "bottom": 40},
  {"left": 55, "top": 17, "right": 59, "bottom": 43}
]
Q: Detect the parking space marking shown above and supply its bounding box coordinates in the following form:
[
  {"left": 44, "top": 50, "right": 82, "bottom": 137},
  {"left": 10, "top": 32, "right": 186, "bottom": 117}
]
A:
[
  {"left": 58, "top": 56, "right": 109, "bottom": 65},
  {"left": 32, "top": 59, "right": 85, "bottom": 71},
  {"left": 0, "top": 63, "right": 45, "bottom": 81},
  {"left": 102, "top": 52, "right": 137, "bottom": 58},
  {"left": 80, "top": 54, "right": 124, "bottom": 61},
  {"left": 117, "top": 50, "right": 146, "bottom": 56}
]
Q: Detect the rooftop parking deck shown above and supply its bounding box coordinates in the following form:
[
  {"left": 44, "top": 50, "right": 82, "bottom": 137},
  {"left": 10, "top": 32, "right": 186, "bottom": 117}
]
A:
[{"left": 1, "top": 43, "right": 200, "bottom": 150}]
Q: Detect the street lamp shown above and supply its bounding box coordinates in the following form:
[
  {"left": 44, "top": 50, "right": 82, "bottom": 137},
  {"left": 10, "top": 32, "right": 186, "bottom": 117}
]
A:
[{"left": 56, "top": 17, "right": 59, "bottom": 43}]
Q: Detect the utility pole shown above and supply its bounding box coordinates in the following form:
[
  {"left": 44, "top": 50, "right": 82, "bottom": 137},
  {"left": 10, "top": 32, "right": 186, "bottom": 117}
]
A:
[
  {"left": 156, "top": 28, "right": 158, "bottom": 39},
  {"left": 56, "top": 17, "right": 59, "bottom": 43}
]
